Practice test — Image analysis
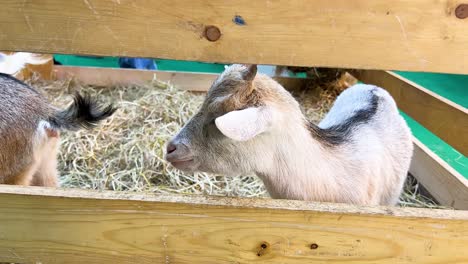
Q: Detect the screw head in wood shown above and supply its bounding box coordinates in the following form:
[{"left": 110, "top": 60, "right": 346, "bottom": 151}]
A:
[
  {"left": 204, "top": 25, "right": 221, "bottom": 42},
  {"left": 455, "top": 4, "right": 468, "bottom": 19}
]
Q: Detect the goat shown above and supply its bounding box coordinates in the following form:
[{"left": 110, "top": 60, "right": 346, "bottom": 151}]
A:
[
  {"left": 0, "top": 73, "right": 116, "bottom": 187},
  {"left": 165, "top": 64, "right": 413, "bottom": 206},
  {"left": 0, "top": 51, "right": 53, "bottom": 80}
]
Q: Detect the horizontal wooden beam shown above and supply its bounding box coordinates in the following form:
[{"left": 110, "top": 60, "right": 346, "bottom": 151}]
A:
[
  {"left": 1, "top": 0, "right": 468, "bottom": 74},
  {"left": 54, "top": 66, "right": 310, "bottom": 92},
  {"left": 0, "top": 185, "right": 466, "bottom": 264},
  {"left": 354, "top": 70, "right": 468, "bottom": 156},
  {"left": 410, "top": 137, "right": 468, "bottom": 209}
]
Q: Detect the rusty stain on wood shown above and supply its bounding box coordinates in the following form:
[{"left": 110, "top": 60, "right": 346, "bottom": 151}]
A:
[
  {"left": 204, "top": 25, "right": 221, "bottom": 41},
  {"left": 455, "top": 4, "right": 468, "bottom": 18}
]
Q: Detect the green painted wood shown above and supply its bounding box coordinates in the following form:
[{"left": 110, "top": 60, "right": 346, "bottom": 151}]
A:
[
  {"left": 395, "top": 71, "right": 468, "bottom": 108},
  {"left": 400, "top": 111, "right": 467, "bottom": 179},
  {"left": 54, "top": 55, "right": 120, "bottom": 68}
]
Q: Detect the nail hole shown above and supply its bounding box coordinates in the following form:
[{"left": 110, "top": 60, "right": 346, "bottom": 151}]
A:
[
  {"left": 261, "top": 243, "right": 268, "bottom": 249},
  {"left": 204, "top": 25, "right": 221, "bottom": 42},
  {"left": 310, "top": 243, "right": 319, "bottom": 249},
  {"left": 455, "top": 4, "right": 468, "bottom": 19}
]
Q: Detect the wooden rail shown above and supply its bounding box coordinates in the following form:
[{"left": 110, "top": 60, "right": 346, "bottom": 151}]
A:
[
  {"left": 0, "top": 185, "right": 466, "bottom": 264},
  {"left": 410, "top": 137, "right": 468, "bottom": 209},
  {"left": 1, "top": 0, "right": 468, "bottom": 74}
]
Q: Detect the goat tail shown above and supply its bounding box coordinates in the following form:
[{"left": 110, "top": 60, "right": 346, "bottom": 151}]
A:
[{"left": 49, "top": 92, "right": 116, "bottom": 131}]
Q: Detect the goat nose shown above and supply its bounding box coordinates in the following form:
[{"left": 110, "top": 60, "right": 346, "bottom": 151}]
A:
[{"left": 166, "top": 142, "right": 177, "bottom": 154}]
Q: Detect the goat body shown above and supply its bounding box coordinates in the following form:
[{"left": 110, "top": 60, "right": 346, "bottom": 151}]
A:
[
  {"left": 166, "top": 64, "right": 413, "bottom": 206},
  {"left": 0, "top": 73, "right": 115, "bottom": 187}
]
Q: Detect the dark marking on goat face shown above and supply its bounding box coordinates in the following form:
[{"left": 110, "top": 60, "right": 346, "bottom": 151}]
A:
[
  {"left": 233, "top": 15, "right": 246, "bottom": 25},
  {"left": 308, "top": 88, "right": 379, "bottom": 146}
]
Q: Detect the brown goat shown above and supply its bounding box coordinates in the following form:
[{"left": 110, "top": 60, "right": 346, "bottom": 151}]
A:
[{"left": 0, "top": 73, "right": 116, "bottom": 187}]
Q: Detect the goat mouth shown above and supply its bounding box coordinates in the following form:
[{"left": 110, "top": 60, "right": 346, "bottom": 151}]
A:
[{"left": 169, "top": 158, "right": 196, "bottom": 170}]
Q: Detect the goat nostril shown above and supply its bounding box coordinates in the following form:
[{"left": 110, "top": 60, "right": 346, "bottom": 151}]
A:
[{"left": 166, "top": 142, "right": 177, "bottom": 154}]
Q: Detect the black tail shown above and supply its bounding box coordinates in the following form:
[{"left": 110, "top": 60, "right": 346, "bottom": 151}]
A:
[{"left": 50, "top": 92, "right": 117, "bottom": 131}]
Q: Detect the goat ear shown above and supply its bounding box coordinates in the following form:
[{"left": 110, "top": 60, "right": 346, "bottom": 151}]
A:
[
  {"left": 215, "top": 107, "right": 272, "bottom": 141},
  {"left": 241, "top": 64, "right": 257, "bottom": 82}
]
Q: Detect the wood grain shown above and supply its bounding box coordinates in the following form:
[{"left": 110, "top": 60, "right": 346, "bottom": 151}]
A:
[
  {"left": 53, "top": 66, "right": 310, "bottom": 92},
  {"left": 410, "top": 137, "right": 468, "bottom": 209},
  {"left": 354, "top": 70, "right": 468, "bottom": 156},
  {"left": 1, "top": 0, "right": 467, "bottom": 74},
  {"left": 0, "top": 185, "right": 466, "bottom": 263}
]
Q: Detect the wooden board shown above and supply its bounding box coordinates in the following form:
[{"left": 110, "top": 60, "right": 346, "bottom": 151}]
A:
[
  {"left": 354, "top": 70, "right": 468, "bottom": 156},
  {"left": 0, "top": 185, "right": 466, "bottom": 264},
  {"left": 410, "top": 137, "right": 468, "bottom": 209},
  {"left": 54, "top": 66, "right": 310, "bottom": 92},
  {"left": 1, "top": 0, "right": 468, "bottom": 74}
]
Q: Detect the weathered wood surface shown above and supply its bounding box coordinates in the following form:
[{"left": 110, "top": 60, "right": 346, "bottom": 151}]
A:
[
  {"left": 355, "top": 70, "right": 468, "bottom": 156},
  {"left": 0, "top": 185, "right": 466, "bottom": 264},
  {"left": 410, "top": 137, "right": 468, "bottom": 210},
  {"left": 1, "top": 0, "right": 468, "bottom": 74}
]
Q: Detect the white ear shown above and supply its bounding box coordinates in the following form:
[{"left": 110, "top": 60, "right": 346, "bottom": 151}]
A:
[{"left": 215, "top": 107, "right": 273, "bottom": 141}]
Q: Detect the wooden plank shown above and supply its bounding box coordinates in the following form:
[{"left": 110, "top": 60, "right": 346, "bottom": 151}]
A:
[
  {"left": 1, "top": 0, "right": 468, "bottom": 74},
  {"left": 0, "top": 185, "right": 466, "bottom": 264},
  {"left": 410, "top": 137, "right": 468, "bottom": 209},
  {"left": 54, "top": 66, "right": 310, "bottom": 92},
  {"left": 54, "top": 66, "right": 218, "bottom": 92},
  {"left": 354, "top": 70, "right": 468, "bottom": 156}
]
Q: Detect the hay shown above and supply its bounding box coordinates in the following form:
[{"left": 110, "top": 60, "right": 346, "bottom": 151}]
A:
[
  {"left": 35, "top": 78, "right": 267, "bottom": 198},
  {"left": 31, "top": 73, "right": 442, "bottom": 208}
]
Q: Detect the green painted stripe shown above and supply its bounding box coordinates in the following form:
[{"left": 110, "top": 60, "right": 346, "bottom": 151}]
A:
[
  {"left": 394, "top": 71, "right": 468, "bottom": 108},
  {"left": 54, "top": 55, "right": 120, "bottom": 68},
  {"left": 155, "top": 59, "right": 226, "bottom": 73}
]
